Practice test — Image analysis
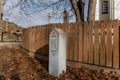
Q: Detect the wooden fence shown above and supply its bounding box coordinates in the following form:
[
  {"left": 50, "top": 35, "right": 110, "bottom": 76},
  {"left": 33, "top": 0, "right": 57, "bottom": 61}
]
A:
[{"left": 22, "top": 20, "right": 120, "bottom": 69}]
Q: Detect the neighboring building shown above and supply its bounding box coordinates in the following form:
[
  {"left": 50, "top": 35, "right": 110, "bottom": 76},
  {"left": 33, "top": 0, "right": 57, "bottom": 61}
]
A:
[{"left": 95, "top": 0, "right": 120, "bottom": 21}]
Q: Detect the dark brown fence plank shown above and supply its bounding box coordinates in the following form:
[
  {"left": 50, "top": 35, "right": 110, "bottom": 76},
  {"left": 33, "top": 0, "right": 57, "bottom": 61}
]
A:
[
  {"left": 22, "top": 28, "right": 30, "bottom": 50},
  {"left": 41, "top": 27, "right": 44, "bottom": 55},
  {"left": 94, "top": 22, "right": 100, "bottom": 65},
  {"left": 71, "top": 23, "right": 76, "bottom": 61},
  {"left": 78, "top": 23, "right": 83, "bottom": 62},
  {"left": 74, "top": 24, "right": 79, "bottom": 61},
  {"left": 35, "top": 27, "right": 39, "bottom": 50},
  {"left": 47, "top": 25, "right": 49, "bottom": 44},
  {"left": 113, "top": 22, "right": 119, "bottom": 69},
  {"left": 66, "top": 25, "right": 70, "bottom": 60},
  {"left": 29, "top": 28, "right": 35, "bottom": 51},
  {"left": 88, "top": 22, "right": 94, "bottom": 64},
  {"left": 106, "top": 21, "right": 112, "bottom": 67},
  {"left": 44, "top": 26, "right": 48, "bottom": 56},
  {"left": 69, "top": 24, "right": 74, "bottom": 60},
  {"left": 83, "top": 22, "right": 88, "bottom": 63},
  {"left": 100, "top": 22, "right": 106, "bottom": 66},
  {"left": 27, "top": 29, "right": 30, "bottom": 50}
]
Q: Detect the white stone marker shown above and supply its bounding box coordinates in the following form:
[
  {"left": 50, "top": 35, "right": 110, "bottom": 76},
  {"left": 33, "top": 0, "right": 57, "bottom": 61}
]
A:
[{"left": 49, "top": 28, "right": 66, "bottom": 76}]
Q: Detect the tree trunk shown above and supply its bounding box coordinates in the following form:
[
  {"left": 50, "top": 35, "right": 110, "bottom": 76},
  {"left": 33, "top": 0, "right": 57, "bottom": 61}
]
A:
[
  {"left": 77, "top": 0, "right": 84, "bottom": 22},
  {"left": 70, "top": 0, "right": 81, "bottom": 22},
  {"left": 88, "top": 0, "right": 96, "bottom": 21}
]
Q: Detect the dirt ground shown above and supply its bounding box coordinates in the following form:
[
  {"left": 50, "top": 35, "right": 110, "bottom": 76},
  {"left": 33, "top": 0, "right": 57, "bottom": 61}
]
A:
[
  {"left": 0, "top": 47, "right": 52, "bottom": 80},
  {"left": 0, "top": 47, "right": 120, "bottom": 80}
]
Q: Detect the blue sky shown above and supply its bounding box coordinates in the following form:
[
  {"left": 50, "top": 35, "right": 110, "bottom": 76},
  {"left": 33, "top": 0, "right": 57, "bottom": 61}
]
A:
[
  {"left": 3, "top": 0, "right": 59, "bottom": 27},
  {"left": 3, "top": 0, "right": 88, "bottom": 27}
]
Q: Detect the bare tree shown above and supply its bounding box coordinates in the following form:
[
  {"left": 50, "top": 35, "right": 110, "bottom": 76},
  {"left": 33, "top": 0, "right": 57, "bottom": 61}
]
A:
[
  {"left": 70, "top": 0, "right": 81, "bottom": 22},
  {"left": 3, "top": 0, "right": 97, "bottom": 23}
]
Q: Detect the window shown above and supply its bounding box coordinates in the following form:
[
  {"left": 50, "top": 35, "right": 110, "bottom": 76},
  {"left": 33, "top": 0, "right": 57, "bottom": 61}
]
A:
[{"left": 102, "top": 1, "right": 108, "bottom": 14}]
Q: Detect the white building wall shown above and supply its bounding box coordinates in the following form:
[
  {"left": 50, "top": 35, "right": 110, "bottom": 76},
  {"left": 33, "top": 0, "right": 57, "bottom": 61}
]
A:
[
  {"left": 114, "top": 0, "right": 120, "bottom": 20},
  {"left": 95, "top": 0, "right": 100, "bottom": 20},
  {"left": 95, "top": 0, "right": 120, "bottom": 20}
]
